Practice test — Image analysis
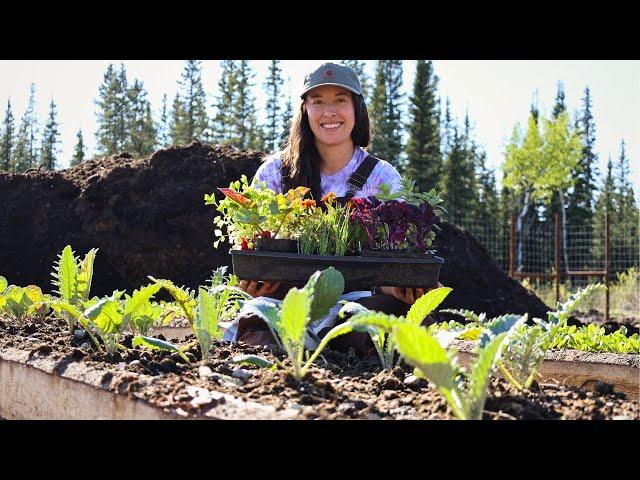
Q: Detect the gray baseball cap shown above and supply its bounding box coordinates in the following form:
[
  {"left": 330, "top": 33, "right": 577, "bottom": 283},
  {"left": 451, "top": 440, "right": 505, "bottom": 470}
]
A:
[{"left": 300, "top": 62, "right": 363, "bottom": 98}]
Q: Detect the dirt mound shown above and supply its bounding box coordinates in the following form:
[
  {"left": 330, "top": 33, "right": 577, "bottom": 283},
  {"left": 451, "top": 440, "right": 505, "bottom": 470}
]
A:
[{"left": 0, "top": 141, "right": 548, "bottom": 319}]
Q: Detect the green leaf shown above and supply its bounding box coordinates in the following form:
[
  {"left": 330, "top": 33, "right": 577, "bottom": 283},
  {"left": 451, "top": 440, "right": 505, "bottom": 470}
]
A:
[
  {"left": 230, "top": 354, "right": 274, "bottom": 369},
  {"left": 239, "top": 298, "right": 281, "bottom": 334},
  {"left": 53, "top": 245, "right": 78, "bottom": 303},
  {"left": 406, "top": 287, "right": 452, "bottom": 325},
  {"left": 84, "top": 295, "right": 123, "bottom": 334},
  {"left": 392, "top": 323, "right": 455, "bottom": 391},
  {"left": 280, "top": 287, "right": 311, "bottom": 347},
  {"left": 338, "top": 301, "right": 371, "bottom": 318},
  {"left": 305, "top": 267, "right": 345, "bottom": 324},
  {"left": 133, "top": 335, "right": 190, "bottom": 363},
  {"left": 466, "top": 332, "right": 508, "bottom": 420},
  {"left": 149, "top": 277, "right": 197, "bottom": 325},
  {"left": 480, "top": 314, "right": 526, "bottom": 348},
  {"left": 0, "top": 276, "right": 7, "bottom": 293},
  {"left": 346, "top": 311, "right": 398, "bottom": 332},
  {"left": 440, "top": 308, "right": 486, "bottom": 324},
  {"left": 124, "top": 283, "right": 163, "bottom": 318},
  {"left": 77, "top": 248, "right": 98, "bottom": 301}
]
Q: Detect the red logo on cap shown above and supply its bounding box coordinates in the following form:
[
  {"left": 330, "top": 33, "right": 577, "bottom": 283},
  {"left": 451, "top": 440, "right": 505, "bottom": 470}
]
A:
[{"left": 323, "top": 69, "right": 335, "bottom": 78}]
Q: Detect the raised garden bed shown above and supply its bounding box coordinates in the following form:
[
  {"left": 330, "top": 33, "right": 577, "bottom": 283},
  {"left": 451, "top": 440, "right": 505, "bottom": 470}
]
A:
[
  {"left": 1, "top": 317, "right": 637, "bottom": 420},
  {"left": 230, "top": 249, "right": 444, "bottom": 290}
]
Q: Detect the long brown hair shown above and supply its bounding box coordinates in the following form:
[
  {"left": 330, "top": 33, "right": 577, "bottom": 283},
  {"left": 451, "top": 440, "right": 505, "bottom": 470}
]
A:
[{"left": 278, "top": 93, "right": 371, "bottom": 201}]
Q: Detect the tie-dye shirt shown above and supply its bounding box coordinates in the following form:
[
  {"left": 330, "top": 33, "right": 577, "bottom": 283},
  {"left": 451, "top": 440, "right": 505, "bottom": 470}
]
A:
[{"left": 254, "top": 147, "right": 403, "bottom": 198}]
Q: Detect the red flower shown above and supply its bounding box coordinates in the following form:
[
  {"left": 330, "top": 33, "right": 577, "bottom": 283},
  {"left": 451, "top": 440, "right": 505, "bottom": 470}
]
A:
[
  {"left": 261, "top": 231, "right": 272, "bottom": 238},
  {"left": 240, "top": 237, "right": 249, "bottom": 250}
]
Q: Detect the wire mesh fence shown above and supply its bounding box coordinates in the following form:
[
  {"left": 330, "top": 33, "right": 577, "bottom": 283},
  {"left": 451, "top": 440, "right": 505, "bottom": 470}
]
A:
[{"left": 446, "top": 214, "right": 639, "bottom": 320}]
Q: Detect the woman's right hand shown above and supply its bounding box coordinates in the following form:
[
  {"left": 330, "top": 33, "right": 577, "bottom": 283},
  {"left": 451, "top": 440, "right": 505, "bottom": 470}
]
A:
[{"left": 238, "top": 280, "right": 281, "bottom": 298}]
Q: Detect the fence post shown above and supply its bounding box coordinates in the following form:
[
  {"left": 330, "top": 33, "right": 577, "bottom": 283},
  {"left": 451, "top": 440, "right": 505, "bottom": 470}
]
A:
[
  {"left": 509, "top": 215, "right": 516, "bottom": 278},
  {"left": 555, "top": 213, "right": 561, "bottom": 304},
  {"left": 605, "top": 211, "right": 610, "bottom": 323}
]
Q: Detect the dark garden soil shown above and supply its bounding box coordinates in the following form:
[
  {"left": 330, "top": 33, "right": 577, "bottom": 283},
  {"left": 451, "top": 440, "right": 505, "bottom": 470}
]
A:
[
  {"left": 1, "top": 141, "right": 549, "bottom": 319},
  {"left": 1, "top": 316, "right": 637, "bottom": 420}
]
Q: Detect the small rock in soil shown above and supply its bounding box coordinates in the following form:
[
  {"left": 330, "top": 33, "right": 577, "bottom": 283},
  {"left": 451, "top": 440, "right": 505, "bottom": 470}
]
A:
[
  {"left": 403, "top": 374, "right": 420, "bottom": 386},
  {"left": 129, "top": 360, "right": 142, "bottom": 367},
  {"left": 232, "top": 368, "right": 252, "bottom": 382},
  {"left": 80, "top": 342, "right": 90, "bottom": 349},
  {"left": 198, "top": 366, "right": 214, "bottom": 379},
  {"left": 74, "top": 329, "right": 86, "bottom": 340}
]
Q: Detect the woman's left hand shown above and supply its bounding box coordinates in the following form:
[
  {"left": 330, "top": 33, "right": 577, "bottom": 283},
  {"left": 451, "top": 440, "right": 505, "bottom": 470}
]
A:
[{"left": 379, "top": 282, "right": 444, "bottom": 305}]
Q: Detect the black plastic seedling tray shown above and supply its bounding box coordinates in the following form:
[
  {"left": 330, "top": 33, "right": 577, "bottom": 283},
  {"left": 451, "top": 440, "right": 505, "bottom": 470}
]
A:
[{"left": 230, "top": 249, "right": 444, "bottom": 290}]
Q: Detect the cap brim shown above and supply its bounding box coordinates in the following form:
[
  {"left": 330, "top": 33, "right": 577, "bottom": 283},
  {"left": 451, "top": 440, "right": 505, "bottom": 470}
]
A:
[{"left": 300, "top": 83, "right": 362, "bottom": 98}]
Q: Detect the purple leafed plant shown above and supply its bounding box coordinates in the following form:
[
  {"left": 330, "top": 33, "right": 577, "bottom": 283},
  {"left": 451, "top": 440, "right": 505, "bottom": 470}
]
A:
[{"left": 349, "top": 197, "right": 441, "bottom": 253}]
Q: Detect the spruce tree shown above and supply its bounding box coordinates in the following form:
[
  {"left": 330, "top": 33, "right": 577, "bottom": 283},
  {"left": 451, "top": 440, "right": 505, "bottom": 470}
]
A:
[
  {"left": 157, "top": 94, "right": 170, "bottom": 148},
  {"left": 40, "top": 98, "right": 60, "bottom": 171},
  {"left": 542, "top": 82, "right": 568, "bottom": 228},
  {"left": 1, "top": 99, "right": 15, "bottom": 172},
  {"left": 369, "top": 60, "right": 404, "bottom": 168},
  {"left": 125, "top": 79, "right": 156, "bottom": 156},
  {"left": 264, "top": 60, "right": 284, "bottom": 153},
  {"left": 114, "top": 64, "right": 130, "bottom": 151},
  {"left": 170, "top": 91, "right": 188, "bottom": 145},
  {"left": 95, "top": 64, "right": 129, "bottom": 155},
  {"left": 342, "top": 60, "right": 370, "bottom": 102},
  {"left": 212, "top": 60, "right": 237, "bottom": 145},
  {"left": 439, "top": 126, "right": 476, "bottom": 222},
  {"left": 551, "top": 81, "right": 566, "bottom": 118},
  {"left": 405, "top": 60, "right": 441, "bottom": 192},
  {"left": 231, "top": 60, "right": 262, "bottom": 150},
  {"left": 441, "top": 97, "right": 453, "bottom": 155},
  {"left": 567, "top": 87, "right": 598, "bottom": 241},
  {"left": 613, "top": 140, "right": 639, "bottom": 271},
  {"left": 171, "top": 60, "right": 209, "bottom": 145},
  {"left": 591, "top": 156, "right": 615, "bottom": 259},
  {"left": 71, "top": 129, "right": 85, "bottom": 167},
  {"left": 279, "top": 80, "right": 293, "bottom": 150},
  {"left": 14, "top": 83, "right": 39, "bottom": 172}
]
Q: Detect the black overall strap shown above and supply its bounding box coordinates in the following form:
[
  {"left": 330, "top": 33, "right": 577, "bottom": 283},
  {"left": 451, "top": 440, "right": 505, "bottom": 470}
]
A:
[{"left": 343, "top": 155, "right": 380, "bottom": 200}]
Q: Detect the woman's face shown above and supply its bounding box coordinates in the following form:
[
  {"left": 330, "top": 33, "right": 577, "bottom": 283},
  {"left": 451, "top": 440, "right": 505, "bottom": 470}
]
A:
[{"left": 304, "top": 85, "right": 355, "bottom": 148}]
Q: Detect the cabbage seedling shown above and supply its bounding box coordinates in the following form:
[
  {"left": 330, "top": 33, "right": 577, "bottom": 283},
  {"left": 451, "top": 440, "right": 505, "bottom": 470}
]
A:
[
  {"left": 238, "top": 267, "right": 345, "bottom": 380},
  {"left": 393, "top": 315, "right": 525, "bottom": 420},
  {"left": 338, "top": 287, "right": 453, "bottom": 369}
]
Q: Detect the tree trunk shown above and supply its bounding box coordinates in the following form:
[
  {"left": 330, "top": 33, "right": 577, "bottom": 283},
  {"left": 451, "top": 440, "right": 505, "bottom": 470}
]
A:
[
  {"left": 559, "top": 188, "right": 569, "bottom": 274},
  {"left": 516, "top": 189, "right": 531, "bottom": 272}
]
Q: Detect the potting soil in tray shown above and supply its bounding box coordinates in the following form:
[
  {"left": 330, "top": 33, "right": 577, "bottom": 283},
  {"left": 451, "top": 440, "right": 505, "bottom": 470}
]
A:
[
  {"left": 230, "top": 249, "right": 444, "bottom": 290},
  {"left": 1, "top": 316, "right": 638, "bottom": 420}
]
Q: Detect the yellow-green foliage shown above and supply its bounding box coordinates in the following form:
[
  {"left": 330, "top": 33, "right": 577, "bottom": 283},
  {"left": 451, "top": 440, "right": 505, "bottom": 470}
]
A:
[{"left": 0, "top": 276, "right": 49, "bottom": 321}]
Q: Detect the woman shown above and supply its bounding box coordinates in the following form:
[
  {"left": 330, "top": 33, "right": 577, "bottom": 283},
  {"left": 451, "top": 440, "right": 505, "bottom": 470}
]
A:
[{"left": 223, "top": 62, "right": 440, "bottom": 355}]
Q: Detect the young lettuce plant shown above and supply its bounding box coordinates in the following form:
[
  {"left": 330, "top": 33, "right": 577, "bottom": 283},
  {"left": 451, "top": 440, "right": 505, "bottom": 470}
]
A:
[
  {"left": 337, "top": 287, "right": 453, "bottom": 369},
  {"left": 0, "top": 276, "right": 49, "bottom": 322},
  {"left": 50, "top": 245, "right": 98, "bottom": 333},
  {"left": 238, "top": 267, "right": 345, "bottom": 380}
]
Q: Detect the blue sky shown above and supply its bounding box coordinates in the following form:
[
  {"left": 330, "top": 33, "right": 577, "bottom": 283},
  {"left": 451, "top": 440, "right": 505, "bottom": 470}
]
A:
[{"left": 0, "top": 60, "right": 637, "bottom": 190}]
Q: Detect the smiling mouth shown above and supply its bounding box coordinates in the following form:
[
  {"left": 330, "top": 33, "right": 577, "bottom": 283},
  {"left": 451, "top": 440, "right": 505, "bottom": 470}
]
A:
[{"left": 320, "top": 122, "right": 343, "bottom": 130}]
